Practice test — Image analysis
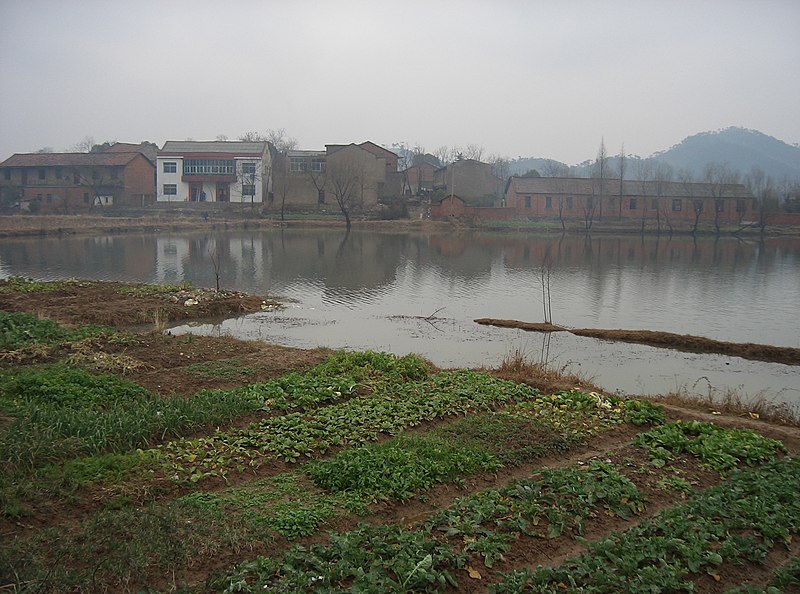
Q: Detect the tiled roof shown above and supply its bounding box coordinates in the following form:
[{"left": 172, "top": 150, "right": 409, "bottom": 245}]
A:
[
  {"left": 508, "top": 176, "right": 752, "bottom": 199},
  {"left": 0, "top": 152, "right": 145, "bottom": 168},
  {"left": 160, "top": 141, "right": 267, "bottom": 155}
]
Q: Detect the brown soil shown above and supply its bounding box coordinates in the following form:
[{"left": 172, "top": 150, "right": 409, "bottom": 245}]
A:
[
  {"left": 0, "top": 279, "right": 331, "bottom": 396},
  {"left": 475, "top": 318, "right": 800, "bottom": 366}
]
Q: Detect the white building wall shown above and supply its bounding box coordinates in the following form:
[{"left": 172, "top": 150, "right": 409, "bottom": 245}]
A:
[
  {"left": 156, "top": 157, "right": 187, "bottom": 202},
  {"left": 156, "top": 155, "right": 266, "bottom": 203}
]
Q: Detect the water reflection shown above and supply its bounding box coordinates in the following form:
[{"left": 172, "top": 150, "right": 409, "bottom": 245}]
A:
[{"left": 1, "top": 228, "right": 798, "bottom": 403}]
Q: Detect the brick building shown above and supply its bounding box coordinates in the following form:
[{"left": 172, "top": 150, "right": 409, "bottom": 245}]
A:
[
  {"left": 502, "top": 177, "right": 754, "bottom": 225},
  {"left": 0, "top": 152, "right": 155, "bottom": 212}
]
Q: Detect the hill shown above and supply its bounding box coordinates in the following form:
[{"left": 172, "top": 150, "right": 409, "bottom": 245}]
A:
[{"left": 650, "top": 127, "right": 800, "bottom": 181}]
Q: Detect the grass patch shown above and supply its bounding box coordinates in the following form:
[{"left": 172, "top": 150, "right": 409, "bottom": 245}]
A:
[
  {"left": 187, "top": 360, "right": 257, "bottom": 381},
  {"left": 0, "top": 364, "right": 266, "bottom": 471},
  {"left": 305, "top": 435, "right": 501, "bottom": 502}
]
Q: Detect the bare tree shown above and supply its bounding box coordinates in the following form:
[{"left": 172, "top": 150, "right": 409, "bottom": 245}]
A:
[
  {"left": 704, "top": 162, "right": 740, "bottom": 234},
  {"left": 328, "top": 156, "right": 362, "bottom": 229},
  {"left": 463, "top": 144, "right": 485, "bottom": 161},
  {"left": 434, "top": 145, "right": 456, "bottom": 167},
  {"left": 591, "top": 139, "right": 608, "bottom": 221},
  {"left": 746, "top": 166, "right": 779, "bottom": 237},
  {"left": 489, "top": 154, "right": 511, "bottom": 199},
  {"left": 677, "top": 169, "right": 702, "bottom": 235},
  {"left": 238, "top": 131, "right": 266, "bottom": 142},
  {"left": 70, "top": 136, "right": 95, "bottom": 153},
  {"left": 617, "top": 144, "right": 626, "bottom": 220},
  {"left": 266, "top": 128, "right": 298, "bottom": 152}
]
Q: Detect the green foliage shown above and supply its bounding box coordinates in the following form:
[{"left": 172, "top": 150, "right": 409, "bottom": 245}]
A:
[
  {"left": 428, "top": 460, "right": 646, "bottom": 546},
  {"left": 0, "top": 365, "right": 264, "bottom": 471},
  {"left": 489, "top": 456, "right": 800, "bottom": 593},
  {"left": 0, "top": 276, "right": 83, "bottom": 293},
  {"left": 311, "top": 350, "right": 431, "bottom": 384},
  {"left": 0, "top": 310, "right": 114, "bottom": 350},
  {"left": 305, "top": 435, "right": 500, "bottom": 501},
  {"left": 216, "top": 522, "right": 463, "bottom": 593},
  {"left": 635, "top": 420, "right": 786, "bottom": 473},
  {"left": 159, "top": 370, "right": 538, "bottom": 483}
]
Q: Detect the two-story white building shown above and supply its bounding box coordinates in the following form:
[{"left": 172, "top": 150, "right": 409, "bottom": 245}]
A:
[{"left": 156, "top": 141, "right": 271, "bottom": 204}]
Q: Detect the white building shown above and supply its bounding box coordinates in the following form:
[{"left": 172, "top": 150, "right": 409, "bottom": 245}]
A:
[{"left": 156, "top": 141, "right": 271, "bottom": 204}]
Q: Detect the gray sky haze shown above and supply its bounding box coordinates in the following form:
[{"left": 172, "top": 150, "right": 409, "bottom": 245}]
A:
[{"left": 1, "top": 0, "right": 798, "bottom": 164}]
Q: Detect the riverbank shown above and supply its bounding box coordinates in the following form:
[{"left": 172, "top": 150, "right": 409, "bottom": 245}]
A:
[
  {"left": 2, "top": 211, "right": 799, "bottom": 239},
  {"left": 2, "top": 280, "right": 800, "bottom": 592},
  {"left": 474, "top": 318, "right": 800, "bottom": 366}
]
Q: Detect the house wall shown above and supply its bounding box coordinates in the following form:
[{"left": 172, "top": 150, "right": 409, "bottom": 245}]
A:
[
  {"left": 326, "top": 145, "right": 385, "bottom": 208},
  {"left": 156, "top": 154, "right": 267, "bottom": 204},
  {"left": 1, "top": 156, "right": 154, "bottom": 212},
  {"left": 503, "top": 178, "right": 755, "bottom": 225},
  {"left": 119, "top": 154, "right": 156, "bottom": 206},
  {"left": 434, "top": 160, "right": 498, "bottom": 202}
]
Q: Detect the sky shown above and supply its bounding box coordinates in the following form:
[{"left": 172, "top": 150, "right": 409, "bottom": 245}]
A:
[{"left": 1, "top": 0, "right": 798, "bottom": 165}]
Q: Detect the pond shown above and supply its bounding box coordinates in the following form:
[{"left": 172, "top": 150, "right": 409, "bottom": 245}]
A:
[{"left": 1, "top": 227, "right": 798, "bottom": 405}]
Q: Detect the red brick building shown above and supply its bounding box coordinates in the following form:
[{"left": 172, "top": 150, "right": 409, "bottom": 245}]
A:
[
  {"left": 502, "top": 177, "right": 754, "bottom": 225},
  {"left": 0, "top": 152, "right": 155, "bottom": 212}
]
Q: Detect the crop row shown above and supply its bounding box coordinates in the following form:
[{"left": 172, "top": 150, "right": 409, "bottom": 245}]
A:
[
  {"left": 215, "top": 422, "right": 790, "bottom": 593},
  {"left": 491, "top": 455, "right": 800, "bottom": 593}
]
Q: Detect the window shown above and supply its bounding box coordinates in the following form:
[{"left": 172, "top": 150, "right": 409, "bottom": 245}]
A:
[
  {"left": 736, "top": 199, "right": 747, "bottom": 213},
  {"left": 38, "top": 168, "right": 45, "bottom": 180},
  {"left": 242, "top": 184, "right": 256, "bottom": 196},
  {"left": 182, "top": 159, "right": 234, "bottom": 175},
  {"left": 651, "top": 198, "right": 658, "bottom": 210},
  {"left": 163, "top": 162, "right": 177, "bottom": 173},
  {"left": 716, "top": 200, "right": 725, "bottom": 213},
  {"left": 312, "top": 158, "right": 326, "bottom": 172},
  {"left": 524, "top": 195, "right": 532, "bottom": 208},
  {"left": 629, "top": 198, "right": 637, "bottom": 210},
  {"left": 242, "top": 162, "right": 256, "bottom": 175},
  {"left": 290, "top": 157, "right": 307, "bottom": 172},
  {"left": 693, "top": 200, "right": 704, "bottom": 213},
  {"left": 566, "top": 196, "right": 573, "bottom": 209},
  {"left": 3, "top": 169, "right": 10, "bottom": 181},
  {"left": 74, "top": 173, "right": 80, "bottom": 185},
  {"left": 672, "top": 199, "right": 682, "bottom": 212},
  {"left": 587, "top": 197, "right": 593, "bottom": 209},
  {"left": 110, "top": 168, "right": 118, "bottom": 180},
  {"left": 163, "top": 184, "right": 177, "bottom": 195},
  {"left": 55, "top": 167, "right": 62, "bottom": 179},
  {"left": 92, "top": 169, "right": 99, "bottom": 180},
  {"left": 318, "top": 189, "right": 326, "bottom": 204},
  {"left": 545, "top": 196, "right": 552, "bottom": 209},
  {"left": 83, "top": 193, "right": 90, "bottom": 203},
  {"left": 46, "top": 193, "right": 52, "bottom": 203}
]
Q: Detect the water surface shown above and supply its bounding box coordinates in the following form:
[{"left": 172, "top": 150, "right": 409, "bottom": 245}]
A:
[{"left": 1, "top": 228, "right": 798, "bottom": 405}]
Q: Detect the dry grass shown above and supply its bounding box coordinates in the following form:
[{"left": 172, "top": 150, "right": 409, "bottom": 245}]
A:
[
  {"left": 488, "top": 346, "right": 602, "bottom": 395},
  {"left": 654, "top": 378, "right": 800, "bottom": 427}
]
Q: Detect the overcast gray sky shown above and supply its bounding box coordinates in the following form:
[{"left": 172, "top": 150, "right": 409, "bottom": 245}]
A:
[{"left": 1, "top": 0, "right": 798, "bottom": 164}]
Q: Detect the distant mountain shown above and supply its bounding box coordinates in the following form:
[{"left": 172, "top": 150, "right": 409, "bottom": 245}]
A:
[
  {"left": 509, "top": 128, "right": 800, "bottom": 183},
  {"left": 649, "top": 127, "right": 800, "bottom": 181}
]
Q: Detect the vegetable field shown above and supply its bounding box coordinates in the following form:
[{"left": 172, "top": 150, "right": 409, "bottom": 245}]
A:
[{"left": 2, "top": 299, "right": 800, "bottom": 593}]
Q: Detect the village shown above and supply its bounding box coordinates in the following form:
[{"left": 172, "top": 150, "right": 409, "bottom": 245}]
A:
[{"left": 3, "top": 137, "right": 796, "bottom": 233}]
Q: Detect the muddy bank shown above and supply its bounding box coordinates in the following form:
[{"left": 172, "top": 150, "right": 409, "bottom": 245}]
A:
[{"left": 474, "top": 318, "right": 800, "bottom": 366}]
